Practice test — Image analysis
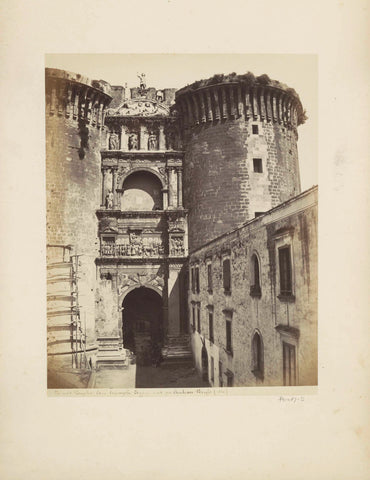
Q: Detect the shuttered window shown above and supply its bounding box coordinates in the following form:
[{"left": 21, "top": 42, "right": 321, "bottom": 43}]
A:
[
  {"left": 279, "top": 246, "right": 292, "bottom": 295},
  {"left": 223, "top": 259, "right": 231, "bottom": 293}
]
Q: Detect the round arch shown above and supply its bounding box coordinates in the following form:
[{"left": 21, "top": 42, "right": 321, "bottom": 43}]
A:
[
  {"left": 121, "top": 286, "right": 164, "bottom": 366},
  {"left": 118, "top": 283, "right": 163, "bottom": 307},
  {"left": 119, "top": 167, "right": 166, "bottom": 190},
  {"left": 120, "top": 169, "right": 164, "bottom": 211}
]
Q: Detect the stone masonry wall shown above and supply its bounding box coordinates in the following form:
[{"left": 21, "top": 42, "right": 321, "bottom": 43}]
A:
[
  {"left": 183, "top": 119, "right": 301, "bottom": 251},
  {"left": 45, "top": 69, "right": 112, "bottom": 345},
  {"left": 188, "top": 187, "right": 318, "bottom": 387},
  {"left": 176, "top": 77, "right": 304, "bottom": 252}
]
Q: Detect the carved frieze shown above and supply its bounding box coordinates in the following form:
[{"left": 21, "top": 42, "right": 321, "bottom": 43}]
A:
[
  {"left": 170, "top": 235, "right": 185, "bottom": 256},
  {"left": 106, "top": 99, "right": 170, "bottom": 117},
  {"left": 167, "top": 213, "right": 186, "bottom": 233}
]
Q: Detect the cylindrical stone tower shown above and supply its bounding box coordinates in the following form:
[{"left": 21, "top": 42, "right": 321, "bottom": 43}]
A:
[
  {"left": 175, "top": 72, "right": 306, "bottom": 251},
  {"left": 45, "top": 68, "right": 112, "bottom": 363}
]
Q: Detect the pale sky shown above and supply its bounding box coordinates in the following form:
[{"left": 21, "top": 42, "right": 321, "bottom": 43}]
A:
[{"left": 46, "top": 54, "right": 317, "bottom": 191}]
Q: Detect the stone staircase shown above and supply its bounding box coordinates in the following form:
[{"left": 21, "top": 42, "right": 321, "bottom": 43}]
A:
[{"left": 161, "top": 334, "right": 193, "bottom": 366}]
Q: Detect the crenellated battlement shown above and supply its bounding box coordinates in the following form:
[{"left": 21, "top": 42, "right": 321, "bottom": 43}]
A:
[
  {"left": 45, "top": 68, "right": 113, "bottom": 128},
  {"left": 175, "top": 73, "right": 305, "bottom": 130}
]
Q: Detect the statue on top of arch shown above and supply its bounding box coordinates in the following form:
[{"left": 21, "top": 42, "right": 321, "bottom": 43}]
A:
[{"left": 137, "top": 73, "right": 146, "bottom": 91}]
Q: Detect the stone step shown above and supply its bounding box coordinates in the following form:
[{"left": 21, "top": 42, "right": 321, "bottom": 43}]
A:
[
  {"left": 166, "top": 334, "right": 190, "bottom": 346},
  {"left": 162, "top": 345, "right": 192, "bottom": 353},
  {"left": 161, "top": 344, "right": 193, "bottom": 365}
]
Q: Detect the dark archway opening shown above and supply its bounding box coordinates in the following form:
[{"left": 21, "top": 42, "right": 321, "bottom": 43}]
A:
[{"left": 122, "top": 287, "right": 163, "bottom": 366}]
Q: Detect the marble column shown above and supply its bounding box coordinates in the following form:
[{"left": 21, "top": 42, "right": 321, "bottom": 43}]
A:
[
  {"left": 177, "top": 167, "right": 183, "bottom": 208},
  {"left": 101, "top": 169, "right": 106, "bottom": 207},
  {"left": 112, "top": 168, "right": 118, "bottom": 209},
  {"left": 162, "top": 188, "right": 168, "bottom": 210},
  {"left": 167, "top": 167, "right": 174, "bottom": 208}
]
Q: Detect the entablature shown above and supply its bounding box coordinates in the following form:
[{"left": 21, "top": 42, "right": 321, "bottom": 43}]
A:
[
  {"left": 96, "top": 209, "right": 169, "bottom": 219},
  {"left": 101, "top": 150, "right": 184, "bottom": 161}
]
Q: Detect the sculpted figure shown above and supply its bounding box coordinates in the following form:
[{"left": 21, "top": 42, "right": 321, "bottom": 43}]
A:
[
  {"left": 156, "top": 90, "right": 164, "bottom": 102},
  {"left": 148, "top": 132, "right": 158, "bottom": 151},
  {"left": 137, "top": 73, "right": 146, "bottom": 90},
  {"left": 109, "top": 132, "right": 119, "bottom": 150},
  {"left": 128, "top": 133, "right": 138, "bottom": 150},
  {"left": 106, "top": 189, "right": 114, "bottom": 209}
]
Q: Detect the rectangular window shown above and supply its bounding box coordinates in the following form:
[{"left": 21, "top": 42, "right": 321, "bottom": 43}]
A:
[
  {"left": 192, "top": 304, "right": 195, "bottom": 331},
  {"left": 197, "top": 304, "right": 201, "bottom": 333},
  {"left": 209, "top": 311, "right": 214, "bottom": 343},
  {"left": 226, "top": 318, "right": 232, "bottom": 353},
  {"left": 195, "top": 266, "right": 200, "bottom": 294},
  {"left": 279, "top": 246, "right": 292, "bottom": 295},
  {"left": 211, "top": 356, "right": 214, "bottom": 383},
  {"left": 283, "top": 342, "right": 297, "bottom": 386},
  {"left": 252, "top": 124, "right": 259, "bottom": 134},
  {"left": 191, "top": 267, "right": 195, "bottom": 293},
  {"left": 223, "top": 259, "right": 231, "bottom": 293},
  {"left": 253, "top": 158, "right": 263, "bottom": 173},
  {"left": 207, "top": 263, "right": 213, "bottom": 292}
]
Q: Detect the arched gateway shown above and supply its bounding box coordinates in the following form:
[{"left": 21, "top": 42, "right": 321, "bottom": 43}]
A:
[{"left": 122, "top": 286, "right": 164, "bottom": 366}]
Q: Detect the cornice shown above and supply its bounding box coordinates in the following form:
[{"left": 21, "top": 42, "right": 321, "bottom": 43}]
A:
[{"left": 101, "top": 150, "right": 184, "bottom": 160}]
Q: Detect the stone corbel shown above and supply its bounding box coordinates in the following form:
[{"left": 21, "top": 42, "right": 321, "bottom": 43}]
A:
[
  {"left": 229, "top": 86, "right": 236, "bottom": 118},
  {"left": 66, "top": 86, "right": 73, "bottom": 118}
]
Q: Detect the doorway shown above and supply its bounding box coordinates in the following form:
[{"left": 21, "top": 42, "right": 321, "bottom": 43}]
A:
[
  {"left": 122, "top": 287, "right": 163, "bottom": 366},
  {"left": 201, "top": 346, "right": 209, "bottom": 383}
]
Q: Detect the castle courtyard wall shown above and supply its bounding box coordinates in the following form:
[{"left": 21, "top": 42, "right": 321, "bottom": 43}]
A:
[{"left": 188, "top": 186, "right": 318, "bottom": 387}]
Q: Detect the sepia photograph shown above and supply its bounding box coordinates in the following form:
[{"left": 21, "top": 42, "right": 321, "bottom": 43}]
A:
[
  {"left": 1, "top": 1, "right": 369, "bottom": 479},
  {"left": 45, "top": 54, "right": 318, "bottom": 391}
]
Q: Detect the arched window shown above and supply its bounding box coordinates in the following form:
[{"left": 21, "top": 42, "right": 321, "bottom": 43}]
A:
[
  {"left": 250, "top": 253, "right": 261, "bottom": 297},
  {"left": 252, "top": 331, "right": 264, "bottom": 379},
  {"left": 121, "top": 171, "right": 163, "bottom": 211}
]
